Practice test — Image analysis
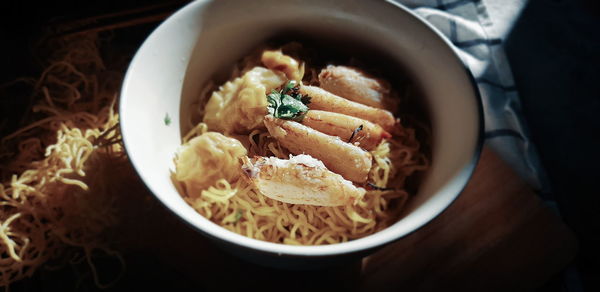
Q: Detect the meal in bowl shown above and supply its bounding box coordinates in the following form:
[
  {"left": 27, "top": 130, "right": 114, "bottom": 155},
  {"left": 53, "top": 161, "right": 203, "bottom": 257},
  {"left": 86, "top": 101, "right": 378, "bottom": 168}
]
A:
[{"left": 172, "top": 42, "right": 429, "bottom": 245}]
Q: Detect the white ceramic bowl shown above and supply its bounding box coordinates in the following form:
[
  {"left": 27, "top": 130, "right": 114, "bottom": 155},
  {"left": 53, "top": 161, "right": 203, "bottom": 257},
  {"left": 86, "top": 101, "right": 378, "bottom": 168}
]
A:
[{"left": 120, "top": 0, "right": 483, "bottom": 267}]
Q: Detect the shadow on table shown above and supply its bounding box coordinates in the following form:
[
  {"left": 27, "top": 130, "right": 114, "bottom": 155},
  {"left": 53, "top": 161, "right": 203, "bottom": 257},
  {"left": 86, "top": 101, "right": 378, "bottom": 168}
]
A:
[{"left": 504, "top": 0, "right": 600, "bottom": 291}]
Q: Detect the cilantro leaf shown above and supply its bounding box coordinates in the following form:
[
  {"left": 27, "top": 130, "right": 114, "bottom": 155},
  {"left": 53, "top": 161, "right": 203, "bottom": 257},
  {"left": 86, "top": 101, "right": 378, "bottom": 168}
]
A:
[
  {"left": 234, "top": 209, "right": 243, "bottom": 223},
  {"left": 267, "top": 81, "right": 310, "bottom": 122},
  {"left": 284, "top": 80, "right": 297, "bottom": 92},
  {"left": 367, "top": 182, "right": 396, "bottom": 191},
  {"left": 300, "top": 95, "right": 311, "bottom": 105},
  {"left": 164, "top": 113, "right": 171, "bottom": 126},
  {"left": 267, "top": 90, "right": 281, "bottom": 116},
  {"left": 348, "top": 124, "right": 364, "bottom": 143}
]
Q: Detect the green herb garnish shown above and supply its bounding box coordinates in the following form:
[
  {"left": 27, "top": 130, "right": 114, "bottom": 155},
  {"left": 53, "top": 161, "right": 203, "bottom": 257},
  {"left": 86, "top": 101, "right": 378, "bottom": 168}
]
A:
[
  {"left": 164, "top": 113, "right": 171, "bottom": 126},
  {"left": 234, "top": 209, "right": 243, "bottom": 223},
  {"left": 367, "top": 182, "right": 396, "bottom": 192},
  {"left": 267, "top": 80, "right": 311, "bottom": 122},
  {"left": 348, "top": 124, "right": 364, "bottom": 143}
]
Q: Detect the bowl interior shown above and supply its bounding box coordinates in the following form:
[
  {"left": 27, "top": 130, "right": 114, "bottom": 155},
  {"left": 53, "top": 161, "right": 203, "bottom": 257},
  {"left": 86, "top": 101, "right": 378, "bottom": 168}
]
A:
[{"left": 120, "top": 0, "right": 481, "bottom": 256}]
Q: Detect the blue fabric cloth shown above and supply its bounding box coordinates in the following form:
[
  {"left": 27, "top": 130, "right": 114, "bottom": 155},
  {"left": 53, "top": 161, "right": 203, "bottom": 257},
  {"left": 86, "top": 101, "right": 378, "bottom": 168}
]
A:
[
  {"left": 394, "top": 0, "right": 551, "bottom": 196},
  {"left": 393, "top": 1, "right": 584, "bottom": 290}
]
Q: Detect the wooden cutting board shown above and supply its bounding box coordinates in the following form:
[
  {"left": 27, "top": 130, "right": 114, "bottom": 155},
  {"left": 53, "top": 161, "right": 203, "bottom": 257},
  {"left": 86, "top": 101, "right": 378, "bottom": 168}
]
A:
[
  {"left": 360, "top": 146, "right": 577, "bottom": 291},
  {"left": 105, "top": 145, "right": 576, "bottom": 292}
]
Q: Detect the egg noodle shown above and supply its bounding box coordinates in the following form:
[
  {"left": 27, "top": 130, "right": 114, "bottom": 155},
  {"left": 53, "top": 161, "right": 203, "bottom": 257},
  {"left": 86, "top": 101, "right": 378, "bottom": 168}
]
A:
[
  {"left": 0, "top": 33, "right": 430, "bottom": 289},
  {"left": 174, "top": 46, "right": 429, "bottom": 245},
  {"left": 0, "top": 33, "right": 128, "bottom": 288}
]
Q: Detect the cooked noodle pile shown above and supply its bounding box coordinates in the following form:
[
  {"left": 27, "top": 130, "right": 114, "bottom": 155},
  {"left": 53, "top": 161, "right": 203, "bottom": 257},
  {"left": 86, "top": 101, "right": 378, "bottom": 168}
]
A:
[
  {"left": 174, "top": 46, "right": 430, "bottom": 245},
  {"left": 179, "top": 124, "right": 427, "bottom": 245},
  {"left": 0, "top": 33, "right": 129, "bottom": 287}
]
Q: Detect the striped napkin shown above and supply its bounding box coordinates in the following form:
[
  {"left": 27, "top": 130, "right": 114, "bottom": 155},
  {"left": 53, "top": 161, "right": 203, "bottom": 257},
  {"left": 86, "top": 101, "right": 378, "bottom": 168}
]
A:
[
  {"left": 395, "top": 0, "right": 551, "bottom": 198},
  {"left": 395, "top": 1, "right": 582, "bottom": 290}
]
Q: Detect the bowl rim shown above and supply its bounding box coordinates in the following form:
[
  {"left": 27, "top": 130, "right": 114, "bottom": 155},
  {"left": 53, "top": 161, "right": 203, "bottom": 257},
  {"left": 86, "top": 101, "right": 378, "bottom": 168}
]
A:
[{"left": 120, "top": 0, "right": 485, "bottom": 257}]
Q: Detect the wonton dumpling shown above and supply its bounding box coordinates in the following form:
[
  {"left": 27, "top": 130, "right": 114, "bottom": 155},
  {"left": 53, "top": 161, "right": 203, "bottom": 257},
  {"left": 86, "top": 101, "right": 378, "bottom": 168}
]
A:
[
  {"left": 203, "top": 67, "right": 286, "bottom": 134},
  {"left": 261, "top": 50, "right": 303, "bottom": 81},
  {"left": 175, "top": 132, "right": 247, "bottom": 197}
]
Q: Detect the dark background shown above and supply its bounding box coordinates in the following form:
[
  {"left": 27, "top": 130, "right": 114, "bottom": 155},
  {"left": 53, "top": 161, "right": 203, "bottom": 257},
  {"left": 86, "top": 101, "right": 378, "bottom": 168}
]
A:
[
  {"left": 504, "top": 0, "right": 599, "bottom": 291},
  {"left": 1, "top": 0, "right": 598, "bottom": 291}
]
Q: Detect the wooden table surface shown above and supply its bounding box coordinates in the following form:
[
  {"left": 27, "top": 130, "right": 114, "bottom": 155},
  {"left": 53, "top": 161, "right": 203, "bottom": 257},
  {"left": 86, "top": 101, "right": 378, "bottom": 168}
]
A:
[{"left": 69, "top": 145, "right": 575, "bottom": 292}]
